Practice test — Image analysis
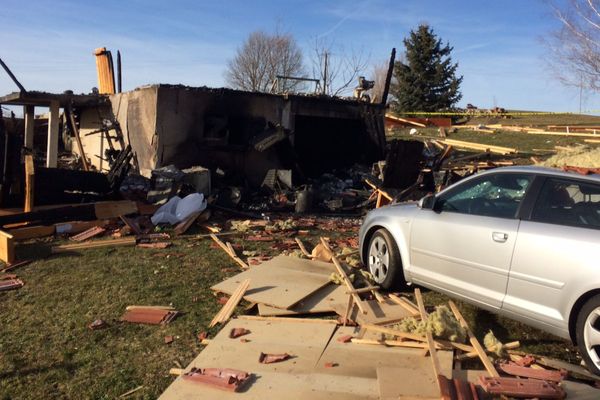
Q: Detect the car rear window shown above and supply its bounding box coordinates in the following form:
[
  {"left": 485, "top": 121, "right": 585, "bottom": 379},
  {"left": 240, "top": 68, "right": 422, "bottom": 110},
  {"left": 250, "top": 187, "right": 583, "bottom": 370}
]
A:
[{"left": 532, "top": 178, "right": 600, "bottom": 229}]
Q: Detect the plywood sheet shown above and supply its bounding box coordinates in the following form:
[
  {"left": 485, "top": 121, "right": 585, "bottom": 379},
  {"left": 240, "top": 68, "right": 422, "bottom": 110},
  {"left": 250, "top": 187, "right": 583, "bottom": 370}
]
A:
[
  {"left": 331, "top": 298, "right": 412, "bottom": 325},
  {"left": 257, "top": 284, "right": 347, "bottom": 316},
  {"left": 211, "top": 255, "right": 337, "bottom": 309},
  {"left": 160, "top": 319, "right": 377, "bottom": 400},
  {"left": 316, "top": 327, "right": 452, "bottom": 398}
]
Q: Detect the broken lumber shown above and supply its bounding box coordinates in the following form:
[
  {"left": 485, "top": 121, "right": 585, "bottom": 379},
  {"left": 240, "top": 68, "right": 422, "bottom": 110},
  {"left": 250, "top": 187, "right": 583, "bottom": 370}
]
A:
[
  {"left": 70, "top": 226, "right": 106, "bottom": 241},
  {"left": 0, "top": 230, "right": 15, "bottom": 264},
  {"left": 320, "top": 237, "right": 366, "bottom": 314},
  {"left": 440, "top": 139, "right": 516, "bottom": 155},
  {"left": 294, "top": 237, "right": 312, "bottom": 257},
  {"left": 449, "top": 300, "right": 499, "bottom": 377},
  {"left": 415, "top": 287, "right": 445, "bottom": 397},
  {"left": 209, "top": 279, "right": 250, "bottom": 327},
  {"left": 51, "top": 236, "right": 136, "bottom": 253},
  {"left": 385, "top": 114, "right": 427, "bottom": 127},
  {"left": 0, "top": 200, "right": 137, "bottom": 228},
  {"left": 210, "top": 234, "right": 248, "bottom": 269},
  {"left": 456, "top": 340, "right": 520, "bottom": 361},
  {"left": 173, "top": 211, "right": 202, "bottom": 235},
  {"left": 388, "top": 294, "right": 420, "bottom": 317}
]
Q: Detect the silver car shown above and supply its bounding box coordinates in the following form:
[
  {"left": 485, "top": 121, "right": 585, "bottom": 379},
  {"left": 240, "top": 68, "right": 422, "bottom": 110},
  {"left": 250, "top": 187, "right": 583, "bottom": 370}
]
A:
[{"left": 359, "top": 166, "right": 600, "bottom": 373}]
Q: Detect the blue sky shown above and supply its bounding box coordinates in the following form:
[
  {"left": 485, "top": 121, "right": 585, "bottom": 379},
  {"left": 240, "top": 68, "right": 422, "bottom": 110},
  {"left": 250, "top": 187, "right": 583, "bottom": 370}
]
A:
[{"left": 0, "top": 0, "right": 597, "bottom": 112}]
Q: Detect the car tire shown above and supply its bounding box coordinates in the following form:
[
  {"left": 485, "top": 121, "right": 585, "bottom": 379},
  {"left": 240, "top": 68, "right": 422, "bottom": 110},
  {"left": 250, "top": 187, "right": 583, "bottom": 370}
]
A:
[
  {"left": 575, "top": 294, "right": 600, "bottom": 375},
  {"left": 366, "top": 229, "right": 405, "bottom": 290}
]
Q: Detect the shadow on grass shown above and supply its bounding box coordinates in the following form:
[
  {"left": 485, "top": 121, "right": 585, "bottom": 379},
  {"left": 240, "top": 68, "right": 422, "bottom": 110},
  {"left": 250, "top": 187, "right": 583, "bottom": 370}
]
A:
[{"left": 0, "top": 361, "right": 81, "bottom": 380}]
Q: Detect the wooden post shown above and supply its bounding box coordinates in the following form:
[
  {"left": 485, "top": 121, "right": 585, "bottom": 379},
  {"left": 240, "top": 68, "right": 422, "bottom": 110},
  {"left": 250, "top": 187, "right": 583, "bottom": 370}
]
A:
[
  {"left": 24, "top": 154, "right": 34, "bottom": 212},
  {"left": 24, "top": 105, "right": 35, "bottom": 149},
  {"left": 46, "top": 100, "right": 60, "bottom": 168}
]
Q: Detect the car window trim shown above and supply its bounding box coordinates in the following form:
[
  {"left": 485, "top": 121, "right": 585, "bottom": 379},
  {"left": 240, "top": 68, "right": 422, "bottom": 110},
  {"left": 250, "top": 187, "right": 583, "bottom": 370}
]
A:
[{"left": 516, "top": 174, "right": 545, "bottom": 220}]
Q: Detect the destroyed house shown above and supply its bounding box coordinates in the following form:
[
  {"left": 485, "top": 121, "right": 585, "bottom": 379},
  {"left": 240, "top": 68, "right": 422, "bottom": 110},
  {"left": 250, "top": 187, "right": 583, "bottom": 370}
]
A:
[{"left": 76, "top": 84, "right": 387, "bottom": 186}]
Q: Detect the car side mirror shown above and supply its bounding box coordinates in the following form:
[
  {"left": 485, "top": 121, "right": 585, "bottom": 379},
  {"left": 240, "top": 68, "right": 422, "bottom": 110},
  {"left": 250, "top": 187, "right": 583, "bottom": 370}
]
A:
[{"left": 418, "top": 194, "right": 436, "bottom": 210}]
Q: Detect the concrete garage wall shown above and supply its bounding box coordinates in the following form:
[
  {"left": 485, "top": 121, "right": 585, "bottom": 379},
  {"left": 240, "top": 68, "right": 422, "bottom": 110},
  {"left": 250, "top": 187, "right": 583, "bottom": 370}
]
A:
[
  {"left": 110, "top": 86, "right": 158, "bottom": 176},
  {"left": 76, "top": 86, "right": 158, "bottom": 175}
]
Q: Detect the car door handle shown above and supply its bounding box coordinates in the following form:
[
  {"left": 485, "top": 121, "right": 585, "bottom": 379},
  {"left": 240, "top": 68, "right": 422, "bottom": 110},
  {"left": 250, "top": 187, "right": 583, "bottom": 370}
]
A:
[{"left": 492, "top": 232, "right": 508, "bottom": 243}]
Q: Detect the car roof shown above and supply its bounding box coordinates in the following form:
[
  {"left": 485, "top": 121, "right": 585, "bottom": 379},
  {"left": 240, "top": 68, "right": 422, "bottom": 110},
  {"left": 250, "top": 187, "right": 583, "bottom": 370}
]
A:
[{"left": 476, "top": 165, "right": 600, "bottom": 183}]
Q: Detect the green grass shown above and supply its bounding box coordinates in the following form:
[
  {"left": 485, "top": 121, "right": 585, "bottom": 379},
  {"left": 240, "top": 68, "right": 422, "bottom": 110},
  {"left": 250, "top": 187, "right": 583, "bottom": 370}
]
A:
[
  {"left": 0, "top": 220, "right": 581, "bottom": 398},
  {"left": 387, "top": 126, "right": 599, "bottom": 159}
]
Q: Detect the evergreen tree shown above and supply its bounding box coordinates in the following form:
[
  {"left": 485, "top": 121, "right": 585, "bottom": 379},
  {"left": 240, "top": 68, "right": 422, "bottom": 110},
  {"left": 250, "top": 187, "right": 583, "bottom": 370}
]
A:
[{"left": 391, "top": 25, "right": 463, "bottom": 112}]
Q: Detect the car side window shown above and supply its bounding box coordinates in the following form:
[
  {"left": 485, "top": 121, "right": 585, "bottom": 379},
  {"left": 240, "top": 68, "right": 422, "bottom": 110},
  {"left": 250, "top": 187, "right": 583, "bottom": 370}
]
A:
[
  {"left": 437, "top": 173, "right": 533, "bottom": 218},
  {"left": 531, "top": 178, "right": 600, "bottom": 230}
]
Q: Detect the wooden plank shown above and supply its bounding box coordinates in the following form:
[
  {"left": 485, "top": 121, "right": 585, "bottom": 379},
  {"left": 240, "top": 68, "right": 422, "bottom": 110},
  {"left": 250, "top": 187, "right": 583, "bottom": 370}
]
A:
[
  {"left": 415, "top": 288, "right": 444, "bottom": 397},
  {"left": 320, "top": 237, "right": 367, "bottom": 314},
  {"left": 449, "top": 300, "right": 499, "bottom": 377},
  {"left": 385, "top": 114, "right": 427, "bottom": 127},
  {"left": 388, "top": 294, "right": 420, "bottom": 317},
  {"left": 94, "top": 201, "right": 138, "bottom": 219},
  {"left": 173, "top": 211, "right": 201, "bottom": 235},
  {"left": 211, "top": 255, "right": 336, "bottom": 310},
  {"left": 209, "top": 234, "right": 248, "bottom": 269},
  {"left": 456, "top": 341, "right": 520, "bottom": 360},
  {"left": 528, "top": 130, "right": 600, "bottom": 137},
  {"left": 362, "top": 323, "right": 437, "bottom": 344},
  {"left": 295, "top": 237, "right": 312, "bottom": 257},
  {"left": 51, "top": 236, "right": 136, "bottom": 253},
  {"left": 24, "top": 154, "right": 34, "bottom": 212},
  {"left": 8, "top": 225, "right": 55, "bottom": 240},
  {"left": 440, "top": 139, "right": 516, "bottom": 155},
  {"left": 0, "top": 230, "right": 15, "bottom": 264},
  {"left": 209, "top": 279, "right": 250, "bottom": 327}
]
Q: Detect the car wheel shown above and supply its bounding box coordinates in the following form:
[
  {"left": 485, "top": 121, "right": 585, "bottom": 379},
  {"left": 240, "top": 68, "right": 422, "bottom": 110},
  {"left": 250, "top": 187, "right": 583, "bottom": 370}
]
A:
[
  {"left": 367, "top": 229, "right": 405, "bottom": 290},
  {"left": 576, "top": 294, "right": 600, "bottom": 375}
]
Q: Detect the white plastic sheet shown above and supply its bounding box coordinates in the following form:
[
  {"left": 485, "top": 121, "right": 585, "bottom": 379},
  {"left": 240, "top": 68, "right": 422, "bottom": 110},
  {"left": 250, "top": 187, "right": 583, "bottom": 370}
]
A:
[{"left": 151, "top": 193, "right": 207, "bottom": 225}]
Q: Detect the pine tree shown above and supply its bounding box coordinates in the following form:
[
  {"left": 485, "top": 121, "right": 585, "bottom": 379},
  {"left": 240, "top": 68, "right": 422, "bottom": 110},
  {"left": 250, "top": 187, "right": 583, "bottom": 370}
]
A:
[{"left": 391, "top": 25, "right": 463, "bottom": 113}]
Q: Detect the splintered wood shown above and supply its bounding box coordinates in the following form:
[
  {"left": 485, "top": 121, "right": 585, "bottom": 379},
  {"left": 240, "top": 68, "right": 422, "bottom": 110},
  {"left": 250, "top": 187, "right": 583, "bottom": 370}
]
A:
[
  {"left": 449, "top": 300, "right": 499, "bottom": 377},
  {"left": 209, "top": 234, "right": 249, "bottom": 269},
  {"left": 209, "top": 279, "right": 250, "bottom": 327},
  {"left": 319, "top": 237, "right": 366, "bottom": 315}
]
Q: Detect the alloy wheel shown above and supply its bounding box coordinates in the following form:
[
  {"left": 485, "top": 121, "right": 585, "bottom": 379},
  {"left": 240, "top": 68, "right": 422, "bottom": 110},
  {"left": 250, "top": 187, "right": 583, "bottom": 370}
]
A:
[
  {"left": 368, "top": 236, "right": 389, "bottom": 283},
  {"left": 584, "top": 307, "right": 600, "bottom": 368}
]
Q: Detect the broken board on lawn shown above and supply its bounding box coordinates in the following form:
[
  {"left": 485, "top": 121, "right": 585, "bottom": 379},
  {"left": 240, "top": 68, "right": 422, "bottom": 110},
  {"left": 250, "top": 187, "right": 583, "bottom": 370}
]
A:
[
  {"left": 330, "top": 298, "right": 413, "bottom": 325},
  {"left": 159, "top": 318, "right": 375, "bottom": 400},
  {"left": 319, "top": 326, "right": 453, "bottom": 399},
  {"left": 211, "top": 255, "right": 337, "bottom": 310},
  {"left": 257, "top": 284, "right": 347, "bottom": 316}
]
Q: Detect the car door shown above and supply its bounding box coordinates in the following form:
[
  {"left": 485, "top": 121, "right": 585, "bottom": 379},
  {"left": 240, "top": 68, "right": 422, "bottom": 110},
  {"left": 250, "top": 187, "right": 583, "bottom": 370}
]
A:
[
  {"left": 409, "top": 172, "right": 534, "bottom": 309},
  {"left": 504, "top": 177, "right": 600, "bottom": 333}
]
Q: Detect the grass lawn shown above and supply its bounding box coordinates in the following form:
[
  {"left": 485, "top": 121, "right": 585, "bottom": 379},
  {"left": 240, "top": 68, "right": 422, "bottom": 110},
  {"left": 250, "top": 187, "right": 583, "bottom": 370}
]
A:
[{"left": 0, "top": 215, "right": 580, "bottom": 399}]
